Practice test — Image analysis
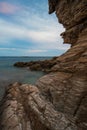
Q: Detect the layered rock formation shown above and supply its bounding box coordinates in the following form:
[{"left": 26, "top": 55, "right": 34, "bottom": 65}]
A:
[
  {"left": 0, "top": 0, "right": 87, "bottom": 130},
  {"left": 0, "top": 82, "right": 77, "bottom": 130}
]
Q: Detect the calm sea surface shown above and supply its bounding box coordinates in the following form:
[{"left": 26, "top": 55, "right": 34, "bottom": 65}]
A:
[{"left": 0, "top": 56, "right": 51, "bottom": 100}]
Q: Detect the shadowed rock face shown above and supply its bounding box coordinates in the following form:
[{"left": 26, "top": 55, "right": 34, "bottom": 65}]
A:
[
  {"left": 0, "top": 0, "right": 87, "bottom": 130},
  {"left": 48, "top": 0, "right": 58, "bottom": 14},
  {"left": 49, "top": 0, "right": 87, "bottom": 45}
]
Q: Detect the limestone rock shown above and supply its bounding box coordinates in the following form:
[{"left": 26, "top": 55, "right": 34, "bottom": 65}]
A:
[
  {"left": 0, "top": 0, "right": 87, "bottom": 130},
  {"left": 0, "top": 83, "right": 77, "bottom": 130}
]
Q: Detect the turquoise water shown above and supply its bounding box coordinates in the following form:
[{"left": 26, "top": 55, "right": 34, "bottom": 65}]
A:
[{"left": 0, "top": 56, "right": 51, "bottom": 100}]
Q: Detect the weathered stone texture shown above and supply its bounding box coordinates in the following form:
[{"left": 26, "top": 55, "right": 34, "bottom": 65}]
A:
[
  {"left": 0, "top": 83, "right": 77, "bottom": 130},
  {"left": 0, "top": 0, "right": 87, "bottom": 130}
]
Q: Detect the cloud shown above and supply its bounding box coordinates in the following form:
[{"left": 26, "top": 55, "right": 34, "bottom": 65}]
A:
[
  {"left": 0, "top": 2, "right": 70, "bottom": 56},
  {"left": 0, "top": 47, "right": 16, "bottom": 50},
  {"left": 0, "top": 47, "right": 47, "bottom": 55},
  {"left": 0, "top": 17, "right": 61, "bottom": 44},
  {"left": 26, "top": 49, "right": 47, "bottom": 53},
  {"left": 0, "top": 2, "right": 20, "bottom": 14}
]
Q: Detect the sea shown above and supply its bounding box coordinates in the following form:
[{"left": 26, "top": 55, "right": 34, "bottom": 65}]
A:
[{"left": 0, "top": 56, "right": 52, "bottom": 100}]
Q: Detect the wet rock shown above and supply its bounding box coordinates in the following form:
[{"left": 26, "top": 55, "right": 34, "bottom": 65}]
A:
[{"left": 14, "top": 57, "right": 58, "bottom": 72}]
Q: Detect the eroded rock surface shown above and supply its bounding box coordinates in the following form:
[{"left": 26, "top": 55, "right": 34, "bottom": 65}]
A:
[
  {"left": 0, "top": 83, "right": 77, "bottom": 130},
  {"left": 14, "top": 57, "right": 58, "bottom": 73},
  {"left": 0, "top": 0, "right": 87, "bottom": 130}
]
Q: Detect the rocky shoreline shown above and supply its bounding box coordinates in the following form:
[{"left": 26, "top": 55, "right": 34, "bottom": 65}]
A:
[
  {"left": 14, "top": 56, "right": 58, "bottom": 73},
  {"left": 0, "top": 0, "right": 87, "bottom": 130}
]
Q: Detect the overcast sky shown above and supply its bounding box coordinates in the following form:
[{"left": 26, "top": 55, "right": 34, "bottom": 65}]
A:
[{"left": 0, "top": 0, "right": 70, "bottom": 56}]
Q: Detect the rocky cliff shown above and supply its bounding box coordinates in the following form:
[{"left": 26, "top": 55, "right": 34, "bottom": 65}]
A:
[{"left": 0, "top": 0, "right": 87, "bottom": 130}]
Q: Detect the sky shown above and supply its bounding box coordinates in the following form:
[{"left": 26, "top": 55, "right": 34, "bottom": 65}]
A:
[{"left": 0, "top": 0, "right": 70, "bottom": 56}]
